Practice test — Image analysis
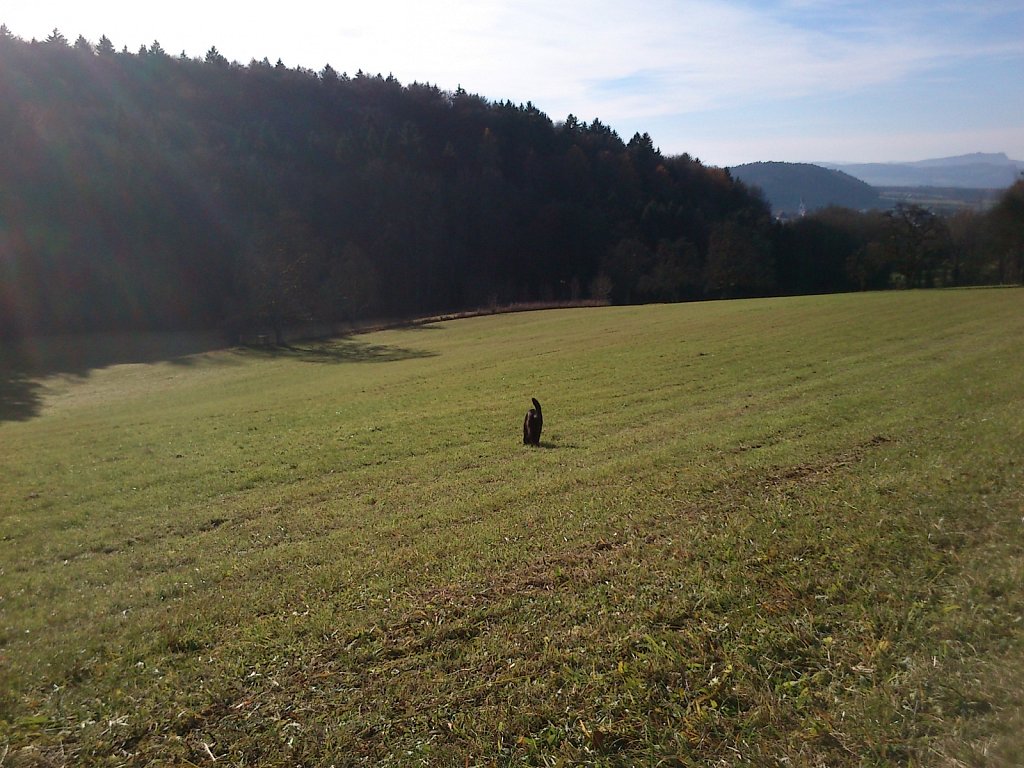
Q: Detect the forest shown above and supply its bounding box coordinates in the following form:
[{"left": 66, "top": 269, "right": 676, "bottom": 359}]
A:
[{"left": 1, "top": 26, "right": 1022, "bottom": 342}]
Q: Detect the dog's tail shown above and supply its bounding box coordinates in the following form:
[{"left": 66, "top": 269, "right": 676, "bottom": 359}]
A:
[{"left": 531, "top": 397, "right": 542, "bottom": 417}]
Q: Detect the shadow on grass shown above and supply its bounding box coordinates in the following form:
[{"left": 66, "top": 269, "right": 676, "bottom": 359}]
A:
[
  {"left": 0, "top": 368, "right": 43, "bottom": 423},
  {"left": 236, "top": 338, "right": 438, "bottom": 364},
  {"left": 525, "top": 440, "right": 580, "bottom": 450},
  {"left": 0, "top": 330, "right": 437, "bottom": 424},
  {"left": 0, "top": 331, "right": 232, "bottom": 424}
]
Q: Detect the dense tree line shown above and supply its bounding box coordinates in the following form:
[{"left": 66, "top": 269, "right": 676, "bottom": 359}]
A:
[
  {"left": 774, "top": 187, "right": 1024, "bottom": 295},
  {"left": 0, "top": 27, "right": 1020, "bottom": 342},
  {"left": 0, "top": 27, "right": 770, "bottom": 340}
]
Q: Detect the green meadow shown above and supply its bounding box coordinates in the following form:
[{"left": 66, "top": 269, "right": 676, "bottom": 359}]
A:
[{"left": 1, "top": 289, "right": 1022, "bottom": 766}]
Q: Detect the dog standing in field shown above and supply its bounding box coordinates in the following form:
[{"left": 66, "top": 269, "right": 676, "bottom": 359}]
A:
[{"left": 523, "top": 397, "right": 543, "bottom": 446}]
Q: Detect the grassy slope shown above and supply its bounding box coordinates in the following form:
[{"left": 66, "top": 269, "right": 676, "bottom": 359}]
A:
[{"left": 1, "top": 289, "right": 1022, "bottom": 766}]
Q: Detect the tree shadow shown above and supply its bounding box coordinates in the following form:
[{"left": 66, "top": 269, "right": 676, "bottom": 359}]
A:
[
  {"left": 235, "top": 338, "right": 438, "bottom": 364},
  {"left": 0, "top": 368, "right": 44, "bottom": 423},
  {"left": 0, "top": 330, "right": 437, "bottom": 424},
  {"left": 0, "top": 333, "right": 226, "bottom": 425}
]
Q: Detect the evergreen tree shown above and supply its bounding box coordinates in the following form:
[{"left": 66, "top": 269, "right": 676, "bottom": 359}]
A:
[
  {"left": 205, "top": 45, "right": 228, "bottom": 65},
  {"left": 320, "top": 63, "right": 338, "bottom": 83},
  {"left": 45, "top": 28, "right": 68, "bottom": 46}
]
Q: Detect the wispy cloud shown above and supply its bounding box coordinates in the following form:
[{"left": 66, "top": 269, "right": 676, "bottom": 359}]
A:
[{"left": 480, "top": 0, "right": 945, "bottom": 118}]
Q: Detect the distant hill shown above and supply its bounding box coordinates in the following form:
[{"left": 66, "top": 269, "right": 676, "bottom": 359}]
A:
[
  {"left": 729, "top": 162, "right": 882, "bottom": 216},
  {"left": 821, "top": 153, "right": 1024, "bottom": 189}
]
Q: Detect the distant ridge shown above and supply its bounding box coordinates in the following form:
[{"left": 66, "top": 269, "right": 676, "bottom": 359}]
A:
[
  {"left": 820, "top": 153, "right": 1024, "bottom": 189},
  {"left": 729, "top": 162, "right": 881, "bottom": 216}
]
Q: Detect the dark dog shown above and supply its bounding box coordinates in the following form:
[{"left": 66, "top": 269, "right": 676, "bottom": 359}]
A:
[{"left": 523, "top": 397, "right": 543, "bottom": 446}]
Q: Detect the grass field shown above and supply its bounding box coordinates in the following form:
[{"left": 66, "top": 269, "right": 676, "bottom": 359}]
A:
[{"left": 1, "top": 289, "right": 1022, "bottom": 766}]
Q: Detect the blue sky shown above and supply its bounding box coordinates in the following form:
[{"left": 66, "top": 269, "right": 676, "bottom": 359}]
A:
[{"left": 4, "top": 0, "right": 1022, "bottom": 166}]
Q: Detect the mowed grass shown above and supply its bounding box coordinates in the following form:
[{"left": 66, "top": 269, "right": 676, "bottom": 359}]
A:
[{"left": 1, "top": 289, "right": 1022, "bottom": 766}]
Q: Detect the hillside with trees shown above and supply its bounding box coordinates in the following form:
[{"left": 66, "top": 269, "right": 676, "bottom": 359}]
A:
[
  {"left": 0, "top": 27, "right": 1021, "bottom": 344},
  {"left": 0, "top": 27, "right": 773, "bottom": 341},
  {"left": 729, "top": 162, "right": 881, "bottom": 217}
]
